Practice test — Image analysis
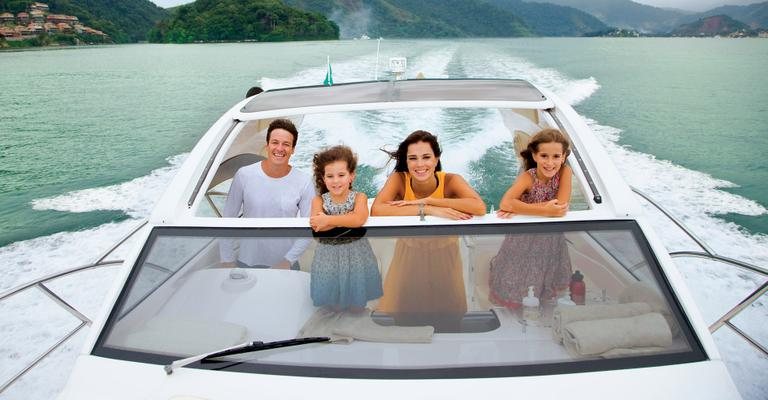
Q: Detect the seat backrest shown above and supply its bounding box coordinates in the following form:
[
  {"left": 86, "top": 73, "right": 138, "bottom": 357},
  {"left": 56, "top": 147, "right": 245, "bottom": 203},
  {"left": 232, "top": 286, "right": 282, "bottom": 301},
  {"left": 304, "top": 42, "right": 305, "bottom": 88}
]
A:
[
  {"left": 208, "top": 153, "right": 265, "bottom": 189},
  {"left": 513, "top": 130, "right": 531, "bottom": 174}
]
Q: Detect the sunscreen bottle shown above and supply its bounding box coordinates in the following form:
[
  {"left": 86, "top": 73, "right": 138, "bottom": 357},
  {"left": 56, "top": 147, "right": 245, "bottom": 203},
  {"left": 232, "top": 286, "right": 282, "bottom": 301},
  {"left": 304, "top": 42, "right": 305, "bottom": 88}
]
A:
[{"left": 522, "top": 286, "right": 540, "bottom": 324}]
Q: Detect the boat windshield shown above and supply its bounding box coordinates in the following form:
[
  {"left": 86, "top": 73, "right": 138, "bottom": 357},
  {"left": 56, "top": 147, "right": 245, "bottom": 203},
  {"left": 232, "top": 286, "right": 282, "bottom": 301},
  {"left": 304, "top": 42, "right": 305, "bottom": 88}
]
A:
[{"left": 93, "top": 221, "right": 705, "bottom": 378}]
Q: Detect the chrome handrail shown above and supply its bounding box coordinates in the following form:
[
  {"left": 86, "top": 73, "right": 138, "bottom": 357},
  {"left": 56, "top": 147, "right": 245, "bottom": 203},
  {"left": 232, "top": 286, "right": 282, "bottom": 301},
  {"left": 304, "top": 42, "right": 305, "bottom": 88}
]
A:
[
  {"left": 632, "top": 187, "right": 768, "bottom": 357},
  {"left": 0, "top": 219, "right": 147, "bottom": 394}
]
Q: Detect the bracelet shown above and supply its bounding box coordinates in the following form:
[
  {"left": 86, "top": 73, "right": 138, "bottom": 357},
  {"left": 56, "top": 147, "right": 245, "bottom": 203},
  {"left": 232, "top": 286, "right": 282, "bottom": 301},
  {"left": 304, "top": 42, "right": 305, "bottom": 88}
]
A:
[{"left": 418, "top": 203, "right": 425, "bottom": 221}]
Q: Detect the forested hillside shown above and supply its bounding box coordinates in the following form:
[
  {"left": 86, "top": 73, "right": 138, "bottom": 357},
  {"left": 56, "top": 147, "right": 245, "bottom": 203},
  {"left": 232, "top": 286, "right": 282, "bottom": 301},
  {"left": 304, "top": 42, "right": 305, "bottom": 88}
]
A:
[
  {"left": 486, "top": 0, "right": 607, "bottom": 36},
  {"left": 0, "top": 0, "right": 168, "bottom": 42},
  {"left": 671, "top": 14, "right": 751, "bottom": 37},
  {"left": 283, "top": 0, "right": 532, "bottom": 38},
  {"left": 538, "top": 0, "right": 686, "bottom": 33},
  {"left": 697, "top": 2, "right": 768, "bottom": 29},
  {"left": 148, "top": 0, "right": 339, "bottom": 43}
]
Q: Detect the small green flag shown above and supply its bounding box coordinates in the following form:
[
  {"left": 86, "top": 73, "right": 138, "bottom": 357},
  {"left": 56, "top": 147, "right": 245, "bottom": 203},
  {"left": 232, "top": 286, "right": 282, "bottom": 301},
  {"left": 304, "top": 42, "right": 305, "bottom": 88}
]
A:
[{"left": 323, "top": 57, "right": 333, "bottom": 86}]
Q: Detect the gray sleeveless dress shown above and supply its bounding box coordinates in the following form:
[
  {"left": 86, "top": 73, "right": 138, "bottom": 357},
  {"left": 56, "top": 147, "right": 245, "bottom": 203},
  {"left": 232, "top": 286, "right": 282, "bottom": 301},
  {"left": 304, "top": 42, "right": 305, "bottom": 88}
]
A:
[{"left": 310, "top": 191, "right": 383, "bottom": 308}]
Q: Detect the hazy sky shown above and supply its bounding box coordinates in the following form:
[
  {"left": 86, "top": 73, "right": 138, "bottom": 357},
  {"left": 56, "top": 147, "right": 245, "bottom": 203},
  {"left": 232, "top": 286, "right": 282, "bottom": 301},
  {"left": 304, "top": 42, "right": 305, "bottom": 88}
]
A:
[{"left": 150, "top": 0, "right": 760, "bottom": 12}]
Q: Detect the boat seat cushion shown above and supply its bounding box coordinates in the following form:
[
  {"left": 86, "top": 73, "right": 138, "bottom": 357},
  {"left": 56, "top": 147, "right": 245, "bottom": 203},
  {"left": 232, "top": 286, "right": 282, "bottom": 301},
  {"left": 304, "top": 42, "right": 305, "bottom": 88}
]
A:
[{"left": 121, "top": 317, "right": 248, "bottom": 356}]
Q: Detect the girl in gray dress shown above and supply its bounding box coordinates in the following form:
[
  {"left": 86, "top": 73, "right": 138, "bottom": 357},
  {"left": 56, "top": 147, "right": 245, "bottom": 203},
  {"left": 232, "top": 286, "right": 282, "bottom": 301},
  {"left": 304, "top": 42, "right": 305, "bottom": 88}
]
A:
[{"left": 309, "top": 145, "right": 382, "bottom": 311}]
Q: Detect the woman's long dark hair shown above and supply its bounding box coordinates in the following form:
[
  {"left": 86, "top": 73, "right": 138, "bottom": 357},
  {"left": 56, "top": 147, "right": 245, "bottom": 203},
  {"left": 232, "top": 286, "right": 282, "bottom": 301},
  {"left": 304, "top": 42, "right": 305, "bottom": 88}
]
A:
[
  {"left": 382, "top": 130, "right": 443, "bottom": 173},
  {"left": 520, "top": 128, "right": 571, "bottom": 171}
]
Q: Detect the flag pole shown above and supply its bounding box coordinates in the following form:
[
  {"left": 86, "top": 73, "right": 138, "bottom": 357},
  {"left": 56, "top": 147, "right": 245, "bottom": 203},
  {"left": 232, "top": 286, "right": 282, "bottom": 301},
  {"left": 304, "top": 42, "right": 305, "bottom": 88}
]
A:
[{"left": 374, "top": 38, "right": 381, "bottom": 81}]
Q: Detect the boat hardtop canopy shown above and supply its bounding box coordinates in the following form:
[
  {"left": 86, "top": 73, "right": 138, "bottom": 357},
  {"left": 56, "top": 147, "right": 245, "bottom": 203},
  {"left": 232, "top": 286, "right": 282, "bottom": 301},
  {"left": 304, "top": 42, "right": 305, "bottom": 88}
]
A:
[{"left": 239, "top": 79, "right": 551, "bottom": 115}]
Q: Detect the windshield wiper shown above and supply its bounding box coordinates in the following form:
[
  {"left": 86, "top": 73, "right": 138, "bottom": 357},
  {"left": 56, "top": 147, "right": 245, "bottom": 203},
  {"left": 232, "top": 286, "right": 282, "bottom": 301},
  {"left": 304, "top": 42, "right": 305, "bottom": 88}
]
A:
[{"left": 164, "top": 337, "right": 330, "bottom": 375}]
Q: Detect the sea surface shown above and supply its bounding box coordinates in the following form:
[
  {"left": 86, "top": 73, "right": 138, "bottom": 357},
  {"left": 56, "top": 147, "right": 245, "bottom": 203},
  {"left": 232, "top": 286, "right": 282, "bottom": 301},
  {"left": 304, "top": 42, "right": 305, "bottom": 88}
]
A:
[{"left": 0, "top": 38, "right": 767, "bottom": 399}]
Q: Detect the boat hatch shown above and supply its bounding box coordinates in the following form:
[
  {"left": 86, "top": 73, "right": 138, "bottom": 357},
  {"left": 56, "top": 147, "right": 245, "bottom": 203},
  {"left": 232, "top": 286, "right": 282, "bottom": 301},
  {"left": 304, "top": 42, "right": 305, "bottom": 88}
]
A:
[{"left": 92, "top": 220, "right": 705, "bottom": 379}]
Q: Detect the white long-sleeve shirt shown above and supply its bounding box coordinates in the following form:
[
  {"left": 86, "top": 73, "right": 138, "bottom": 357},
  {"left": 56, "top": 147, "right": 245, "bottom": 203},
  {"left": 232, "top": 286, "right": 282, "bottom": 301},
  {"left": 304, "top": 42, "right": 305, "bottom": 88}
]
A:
[{"left": 219, "top": 162, "right": 315, "bottom": 266}]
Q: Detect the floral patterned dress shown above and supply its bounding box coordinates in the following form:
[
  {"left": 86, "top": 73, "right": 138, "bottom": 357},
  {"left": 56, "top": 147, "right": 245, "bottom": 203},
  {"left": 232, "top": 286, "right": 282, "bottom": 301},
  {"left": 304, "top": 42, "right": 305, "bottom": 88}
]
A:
[
  {"left": 489, "top": 168, "right": 572, "bottom": 308},
  {"left": 310, "top": 191, "right": 382, "bottom": 309}
]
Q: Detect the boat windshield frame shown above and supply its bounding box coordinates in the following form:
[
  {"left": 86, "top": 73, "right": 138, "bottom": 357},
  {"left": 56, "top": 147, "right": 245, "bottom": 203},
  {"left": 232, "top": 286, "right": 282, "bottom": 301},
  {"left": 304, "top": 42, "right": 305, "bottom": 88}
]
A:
[{"left": 91, "top": 219, "right": 707, "bottom": 379}]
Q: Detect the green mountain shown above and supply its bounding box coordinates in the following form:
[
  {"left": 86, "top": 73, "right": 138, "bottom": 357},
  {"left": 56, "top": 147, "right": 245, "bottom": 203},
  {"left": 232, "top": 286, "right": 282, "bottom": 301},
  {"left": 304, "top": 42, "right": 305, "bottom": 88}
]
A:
[
  {"left": 671, "top": 14, "right": 751, "bottom": 37},
  {"left": 537, "top": 0, "right": 686, "bottom": 33},
  {"left": 697, "top": 1, "right": 768, "bottom": 29},
  {"left": 282, "top": 0, "right": 532, "bottom": 38},
  {"left": 148, "top": 0, "right": 339, "bottom": 43},
  {"left": 486, "top": 0, "right": 608, "bottom": 36},
  {"left": 0, "top": 0, "right": 169, "bottom": 43}
]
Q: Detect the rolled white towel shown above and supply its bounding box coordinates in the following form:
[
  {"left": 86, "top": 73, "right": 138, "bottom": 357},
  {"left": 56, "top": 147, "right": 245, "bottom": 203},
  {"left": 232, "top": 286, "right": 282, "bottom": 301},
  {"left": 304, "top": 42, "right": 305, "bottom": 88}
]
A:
[
  {"left": 562, "top": 312, "right": 673, "bottom": 357},
  {"left": 298, "top": 308, "right": 434, "bottom": 344},
  {"left": 552, "top": 302, "right": 653, "bottom": 343},
  {"left": 335, "top": 312, "right": 433, "bottom": 343}
]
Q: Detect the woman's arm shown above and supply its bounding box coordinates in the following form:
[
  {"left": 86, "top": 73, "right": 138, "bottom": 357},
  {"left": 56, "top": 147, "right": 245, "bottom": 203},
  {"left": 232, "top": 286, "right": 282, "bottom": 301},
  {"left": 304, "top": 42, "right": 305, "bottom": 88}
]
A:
[
  {"left": 427, "top": 173, "right": 486, "bottom": 215},
  {"left": 371, "top": 173, "right": 416, "bottom": 216}
]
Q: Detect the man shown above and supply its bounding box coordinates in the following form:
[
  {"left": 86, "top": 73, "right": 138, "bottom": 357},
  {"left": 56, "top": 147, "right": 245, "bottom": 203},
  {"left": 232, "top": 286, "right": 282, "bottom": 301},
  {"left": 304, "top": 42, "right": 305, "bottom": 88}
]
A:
[{"left": 220, "top": 118, "right": 314, "bottom": 269}]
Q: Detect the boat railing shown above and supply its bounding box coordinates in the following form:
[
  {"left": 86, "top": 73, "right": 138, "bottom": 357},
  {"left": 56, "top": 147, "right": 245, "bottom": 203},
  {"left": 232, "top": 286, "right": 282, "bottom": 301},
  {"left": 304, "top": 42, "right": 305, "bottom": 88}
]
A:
[
  {"left": 0, "top": 219, "right": 147, "bottom": 394},
  {"left": 632, "top": 187, "right": 768, "bottom": 357}
]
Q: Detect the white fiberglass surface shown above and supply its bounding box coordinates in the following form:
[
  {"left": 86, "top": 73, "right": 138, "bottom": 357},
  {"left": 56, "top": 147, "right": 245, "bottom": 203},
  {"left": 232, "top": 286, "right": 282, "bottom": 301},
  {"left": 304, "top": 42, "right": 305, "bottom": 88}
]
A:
[{"left": 95, "top": 222, "right": 702, "bottom": 376}]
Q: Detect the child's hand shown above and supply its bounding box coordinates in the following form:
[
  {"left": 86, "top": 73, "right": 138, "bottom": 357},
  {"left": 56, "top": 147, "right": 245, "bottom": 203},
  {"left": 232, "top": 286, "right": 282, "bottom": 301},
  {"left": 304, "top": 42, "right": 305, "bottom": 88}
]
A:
[
  {"left": 310, "top": 212, "right": 332, "bottom": 231},
  {"left": 496, "top": 210, "right": 516, "bottom": 219},
  {"left": 544, "top": 200, "right": 568, "bottom": 217}
]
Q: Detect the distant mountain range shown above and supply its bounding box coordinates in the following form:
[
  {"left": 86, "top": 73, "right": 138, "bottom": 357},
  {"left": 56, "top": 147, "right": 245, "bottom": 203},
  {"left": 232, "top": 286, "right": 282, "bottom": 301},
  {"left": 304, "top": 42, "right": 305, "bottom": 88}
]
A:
[
  {"left": 3, "top": 0, "right": 766, "bottom": 44},
  {"left": 671, "top": 14, "right": 751, "bottom": 37},
  {"left": 697, "top": 2, "right": 768, "bottom": 29},
  {"left": 536, "top": 0, "right": 768, "bottom": 33},
  {"left": 282, "top": 0, "right": 534, "bottom": 38}
]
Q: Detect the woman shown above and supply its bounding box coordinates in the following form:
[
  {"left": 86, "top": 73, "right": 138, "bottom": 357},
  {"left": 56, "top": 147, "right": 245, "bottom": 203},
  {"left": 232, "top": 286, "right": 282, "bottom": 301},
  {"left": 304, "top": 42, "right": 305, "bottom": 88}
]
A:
[{"left": 372, "top": 130, "right": 486, "bottom": 331}]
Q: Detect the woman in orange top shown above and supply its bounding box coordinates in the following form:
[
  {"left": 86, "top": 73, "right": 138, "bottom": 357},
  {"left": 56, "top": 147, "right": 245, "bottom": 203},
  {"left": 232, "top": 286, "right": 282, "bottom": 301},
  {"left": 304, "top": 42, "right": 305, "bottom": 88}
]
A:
[{"left": 372, "top": 130, "right": 486, "bottom": 331}]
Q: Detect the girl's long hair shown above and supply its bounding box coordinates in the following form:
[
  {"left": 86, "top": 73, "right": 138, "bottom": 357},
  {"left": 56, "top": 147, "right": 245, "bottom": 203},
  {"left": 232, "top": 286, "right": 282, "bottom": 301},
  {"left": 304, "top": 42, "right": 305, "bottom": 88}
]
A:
[
  {"left": 520, "top": 128, "right": 571, "bottom": 171},
  {"left": 312, "top": 145, "right": 357, "bottom": 194}
]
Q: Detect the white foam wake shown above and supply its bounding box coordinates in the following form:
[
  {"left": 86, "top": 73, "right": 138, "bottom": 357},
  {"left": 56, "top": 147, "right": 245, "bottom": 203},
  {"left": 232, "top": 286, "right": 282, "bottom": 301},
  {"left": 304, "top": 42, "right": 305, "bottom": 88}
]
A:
[{"left": 30, "top": 154, "right": 187, "bottom": 217}]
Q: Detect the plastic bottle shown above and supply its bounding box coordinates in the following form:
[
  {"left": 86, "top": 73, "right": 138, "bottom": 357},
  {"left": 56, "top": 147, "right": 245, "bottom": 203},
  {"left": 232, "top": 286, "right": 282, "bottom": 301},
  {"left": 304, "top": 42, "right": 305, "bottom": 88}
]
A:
[
  {"left": 522, "top": 286, "right": 540, "bottom": 323},
  {"left": 570, "top": 270, "right": 586, "bottom": 305}
]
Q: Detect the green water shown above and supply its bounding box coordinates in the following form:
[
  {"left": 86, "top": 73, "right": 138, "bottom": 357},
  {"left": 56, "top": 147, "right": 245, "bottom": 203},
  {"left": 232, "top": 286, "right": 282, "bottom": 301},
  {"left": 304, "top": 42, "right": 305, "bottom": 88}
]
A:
[{"left": 1, "top": 39, "right": 766, "bottom": 247}]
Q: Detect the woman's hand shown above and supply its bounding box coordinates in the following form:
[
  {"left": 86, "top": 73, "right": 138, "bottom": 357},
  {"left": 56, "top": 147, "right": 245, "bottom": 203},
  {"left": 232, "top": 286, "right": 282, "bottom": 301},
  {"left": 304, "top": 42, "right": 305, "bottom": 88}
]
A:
[
  {"left": 309, "top": 212, "right": 333, "bottom": 232},
  {"left": 428, "top": 205, "right": 472, "bottom": 220},
  {"left": 544, "top": 200, "right": 569, "bottom": 217},
  {"left": 385, "top": 198, "right": 429, "bottom": 207}
]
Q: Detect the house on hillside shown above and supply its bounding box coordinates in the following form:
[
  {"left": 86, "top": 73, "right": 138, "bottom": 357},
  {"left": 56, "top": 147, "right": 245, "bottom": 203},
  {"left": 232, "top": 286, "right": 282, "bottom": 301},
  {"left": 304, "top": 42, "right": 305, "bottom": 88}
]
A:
[
  {"left": 30, "top": 10, "right": 45, "bottom": 24},
  {"left": 47, "top": 14, "right": 79, "bottom": 25},
  {"left": 29, "top": 2, "right": 50, "bottom": 12},
  {"left": 0, "top": 12, "right": 15, "bottom": 25},
  {"left": 17, "top": 12, "right": 29, "bottom": 25}
]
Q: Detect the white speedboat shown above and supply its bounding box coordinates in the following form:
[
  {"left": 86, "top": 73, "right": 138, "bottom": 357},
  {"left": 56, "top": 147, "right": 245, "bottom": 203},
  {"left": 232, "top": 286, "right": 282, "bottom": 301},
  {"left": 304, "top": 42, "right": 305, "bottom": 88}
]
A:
[{"left": 4, "top": 79, "right": 763, "bottom": 399}]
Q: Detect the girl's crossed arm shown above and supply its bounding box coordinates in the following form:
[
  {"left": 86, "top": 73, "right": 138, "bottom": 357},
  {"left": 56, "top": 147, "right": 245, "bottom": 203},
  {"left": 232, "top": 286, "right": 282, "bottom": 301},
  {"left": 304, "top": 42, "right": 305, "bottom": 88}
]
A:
[
  {"left": 498, "top": 165, "right": 572, "bottom": 218},
  {"left": 310, "top": 193, "right": 370, "bottom": 232}
]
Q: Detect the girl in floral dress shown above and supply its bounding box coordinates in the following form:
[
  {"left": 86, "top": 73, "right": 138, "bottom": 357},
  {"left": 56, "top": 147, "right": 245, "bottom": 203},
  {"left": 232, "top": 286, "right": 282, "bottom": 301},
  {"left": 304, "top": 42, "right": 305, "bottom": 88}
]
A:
[
  {"left": 489, "top": 128, "right": 574, "bottom": 308},
  {"left": 309, "top": 145, "right": 382, "bottom": 311}
]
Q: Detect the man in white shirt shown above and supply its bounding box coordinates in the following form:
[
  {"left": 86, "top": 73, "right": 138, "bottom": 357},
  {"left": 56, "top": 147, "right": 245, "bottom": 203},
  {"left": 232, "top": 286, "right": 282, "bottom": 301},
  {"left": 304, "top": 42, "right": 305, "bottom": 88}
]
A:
[{"left": 219, "top": 119, "right": 315, "bottom": 269}]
